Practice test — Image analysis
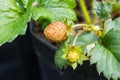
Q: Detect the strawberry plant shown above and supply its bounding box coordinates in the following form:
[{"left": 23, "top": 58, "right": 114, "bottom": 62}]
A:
[
  {"left": 55, "top": 0, "right": 120, "bottom": 80},
  {"left": 0, "top": 0, "right": 120, "bottom": 80}
]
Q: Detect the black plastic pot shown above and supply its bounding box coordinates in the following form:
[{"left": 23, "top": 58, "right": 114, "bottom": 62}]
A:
[
  {"left": 0, "top": 28, "right": 40, "bottom": 80},
  {"left": 29, "top": 21, "right": 107, "bottom": 80}
]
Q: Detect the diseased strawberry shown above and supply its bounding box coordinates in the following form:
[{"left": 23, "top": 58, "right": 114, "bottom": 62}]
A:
[{"left": 44, "top": 22, "right": 67, "bottom": 42}]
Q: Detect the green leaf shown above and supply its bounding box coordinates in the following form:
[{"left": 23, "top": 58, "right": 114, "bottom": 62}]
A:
[
  {"left": 31, "top": 0, "right": 77, "bottom": 26},
  {"left": 22, "top": 0, "right": 29, "bottom": 8},
  {"left": 0, "top": 0, "right": 34, "bottom": 45},
  {"left": 92, "top": 0, "right": 111, "bottom": 20},
  {"left": 90, "top": 29, "right": 120, "bottom": 79},
  {"left": 103, "top": 17, "right": 120, "bottom": 36},
  {"left": 89, "top": 42, "right": 120, "bottom": 80},
  {"left": 68, "top": 31, "right": 99, "bottom": 46},
  {"left": 63, "top": 0, "right": 76, "bottom": 9},
  {"left": 103, "top": 29, "right": 120, "bottom": 62},
  {"left": 55, "top": 45, "right": 68, "bottom": 69},
  {"left": 16, "top": 0, "right": 26, "bottom": 12},
  {"left": 35, "top": 0, "right": 76, "bottom": 9}
]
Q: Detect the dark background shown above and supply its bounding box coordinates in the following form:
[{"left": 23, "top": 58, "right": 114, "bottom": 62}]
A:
[{"left": 0, "top": 28, "right": 40, "bottom": 80}]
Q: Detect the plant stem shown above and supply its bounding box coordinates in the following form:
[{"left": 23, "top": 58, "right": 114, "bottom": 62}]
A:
[
  {"left": 79, "top": 0, "right": 91, "bottom": 24},
  {"left": 72, "top": 24, "right": 94, "bottom": 30},
  {"left": 72, "top": 30, "right": 84, "bottom": 46},
  {"left": 100, "top": 20, "right": 103, "bottom": 28}
]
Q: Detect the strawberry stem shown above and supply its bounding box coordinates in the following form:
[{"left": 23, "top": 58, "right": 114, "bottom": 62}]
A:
[
  {"left": 72, "top": 24, "right": 94, "bottom": 30},
  {"left": 79, "top": 0, "right": 91, "bottom": 24},
  {"left": 72, "top": 30, "right": 84, "bottom": 46}
]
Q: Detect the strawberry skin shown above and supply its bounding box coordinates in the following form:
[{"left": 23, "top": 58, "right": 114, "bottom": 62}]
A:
[{"left": 44, "top": 22, "right": 67, "bottom": 42}]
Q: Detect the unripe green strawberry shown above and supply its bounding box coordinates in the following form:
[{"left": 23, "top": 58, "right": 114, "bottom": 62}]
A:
[
  {"left": 44, "top": 22, "right": 67, "bottom": 42},
  {"left": 66, "top": 49, "right": 80, "bottom": 63}
]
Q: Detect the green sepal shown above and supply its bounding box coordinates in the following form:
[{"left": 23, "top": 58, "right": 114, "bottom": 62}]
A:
[{"left": 71, "top": 63, "right": 77, "bottom": 70}]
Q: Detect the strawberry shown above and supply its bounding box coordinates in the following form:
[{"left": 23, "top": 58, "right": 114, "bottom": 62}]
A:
[
  {"left": 44, "top": 22, "right": 67, "bottom": 42},
  {"left": 66, "top": 50, "right": 80, "bottom": 63}
]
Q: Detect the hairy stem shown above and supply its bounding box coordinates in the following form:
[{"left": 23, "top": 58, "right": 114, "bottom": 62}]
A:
[
  {"left": 79, "top": 0, "right": 91, "bottom": 24},
  {"left": 72, "top": 30, "right": 84, "bottom": 46},
  {"left": 72, "top": 24, "right": 94, "bottom": 30}
]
